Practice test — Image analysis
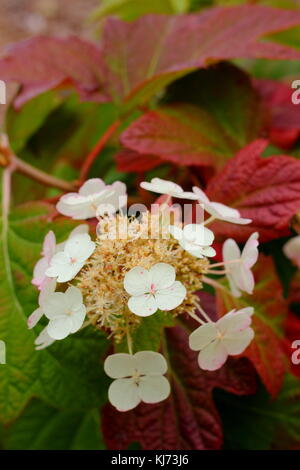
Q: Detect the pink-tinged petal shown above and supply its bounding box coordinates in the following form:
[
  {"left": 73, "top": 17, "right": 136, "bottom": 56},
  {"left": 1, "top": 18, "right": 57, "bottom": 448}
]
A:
[
  {"left": 78, "top": 178, "right": 105, "bottom": 196},
  {"left": 104, "top": 353, "right": 136, "bottom": 379},
  {"left": 108, "top": 378, "right": 140, "bottom": 412},
  {"left": 32, "top": 257, "right": 49, "bottom": 288},
  {"left": 64, "top": 233, "right": 95, "bottom": 262},
  {"left": 128, "top": 293, "right": 157, "bottom": 316},
  {"left": 227, "top": 272, "right": 242, "bottom": 298},
  {"left": 39, "top": 278, "right": 57, "bottom": 306},
  {"left": 155, "top": 281, "right": 186, "bottom": 310},
  {"left": 189, "top": 322, "right": 218, "bottom": 351},
  {"left": 222, "top": 327, "right": 254, "bottom": 355},
  {"left": 42, "top": 230, "right": 56, "bottom": 259},
  {"left": 138, "top": 375, "right": 170, "bottom": 404},
  {"left": 149, "top": 262, "right": 176, "bottom": 290},
  {"left": 27, "top": 307, "right": 43, "bottom": 329},
  {"left": 35, "top": 327, "right": 55, "bottom": 350},
  {"left": 198, "top": 340, "right": 228, "bottom": 371},
  {"left": 217, "top": 311, "right": 251, "bottom": 335}
]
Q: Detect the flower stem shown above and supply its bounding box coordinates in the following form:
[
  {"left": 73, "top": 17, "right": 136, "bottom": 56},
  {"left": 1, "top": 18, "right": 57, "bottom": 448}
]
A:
[
  {"left": 187, "top": 310, "right": 206, "bottom": 325},
  {"left": 13, "top": 155, "right": 76, "bottom": 192},
  {"left": 202, "top": 275, "right": 231, "bottom": 294},
  {"left": 194, "top": 301, "right": 213, "bottom": 323},
  {"left": 127, "top": 328, "right": 133, "bottom": 355},
  {"left": 80, "top": 119, "right": 122, "bottom": 183},
  {"left": 204, "top": 215, "right": 216, "bottom": 226}
]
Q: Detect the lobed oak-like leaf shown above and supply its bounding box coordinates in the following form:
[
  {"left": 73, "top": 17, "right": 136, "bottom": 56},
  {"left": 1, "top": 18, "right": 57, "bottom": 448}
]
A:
[
  {"left": 206, "top": 139, "right": 300, "bottom": 242},
  {"left": 2, "top": 7, "right": 300, "bottom": 108}
]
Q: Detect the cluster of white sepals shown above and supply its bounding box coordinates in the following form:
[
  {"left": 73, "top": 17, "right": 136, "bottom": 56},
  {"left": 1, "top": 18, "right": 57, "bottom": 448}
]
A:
[{"left": 30, "top": 177, "right": 259, "bottom": 412}]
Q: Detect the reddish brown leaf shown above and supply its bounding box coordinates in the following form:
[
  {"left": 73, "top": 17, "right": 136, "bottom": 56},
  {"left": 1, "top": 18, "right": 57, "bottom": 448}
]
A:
[
  {"left": 216, "top": 256, "right": 288, "bottom": 397},
  {"left": 206, "top": 139, "right": 300, "bottom": 242},
  {"left": 0, "top": 37, "right": 105, "bottom": 108},
  {"left": 115, "top": 149, "right": 163, "bottom": 172},
  {"left": 255, "top": 79, "right": 300, "bottom": 149},
  {"left": 2, "top": 7, "right": 300, "bottom": 108},
  {"left": 102, "top": 294, "right": 257, "bottom": 450}
]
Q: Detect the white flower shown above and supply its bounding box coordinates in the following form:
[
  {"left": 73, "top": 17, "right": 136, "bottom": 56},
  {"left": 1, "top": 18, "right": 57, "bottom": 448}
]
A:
[
  {"left": 28, "top": 278, "right": 57, "bottom": 329},
  {"left": 169, "top": 224, "right": 216, "bottom": 258},
  {"left": 189, "top": 307, "right": 254, "bottom": 371},
  {"left": 56, "top": 178, "right": 126, "bottom": 220},
  {"left": 283, "top": 236, "right": 300, "bottom": 269},
  {"left": 32, "top": 225, "right": 89, "bottom": 290},
  {"left": 104, "top": 351, "right": 170, "bottom": 411},
  {"left": 45, "top": 233, "right": 95, "bottom": 282},
  {"left": 223, "top": 233, "right": 259, "bottom": 297},
  {"left": 43, "top": 286, "right": 86, "bottom": 340},
  {"left": 192, "top": 186, "right": 252, "bottom": 225},
  {"left": 140, "top": 178, "right": 198, "bottom": 200},
  {"left": 35, "top": 327, "right": 56, "bottom": 350},
  {"left": 124, "top": 263, "right": 186, "bottom": 316}
]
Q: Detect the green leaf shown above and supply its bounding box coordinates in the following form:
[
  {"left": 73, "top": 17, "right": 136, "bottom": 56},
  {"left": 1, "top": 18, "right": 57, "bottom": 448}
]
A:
[
  {"left": 90, "top": 0, "right": 190, "bottom": 22},
  {"left": 0, "top": 191, "right": 109, "bottom": 423},
  {"left": 3, "top": 399, "right": 105, "bottom": 450},
  {"left": 6, "top": 91, "right": 62, "bottom": 153},
  {"left": 216, "top": 374, "right": 300, "bottom": 450}
]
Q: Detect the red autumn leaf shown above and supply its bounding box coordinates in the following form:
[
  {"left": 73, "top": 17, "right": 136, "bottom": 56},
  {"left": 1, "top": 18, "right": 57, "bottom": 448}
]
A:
[
  {"left": 206, "top": 139, "right": 300, "bottom": 242},
  {"left": 0, "top": 37, "right": 104, "bottom": 108},
  {"left": 2, "top": 6, "right": 300, "bottom": 108},
  {"left": 120, "top": 63, "right": 265, "bottom": 169},
  {"left": 115, "top": 149, "right": 163, "bottom": 173},
  {"left": 255, "top": 79, "right": 300, "bottom": 149},
  {"left": 284, "top": 313, "right": 300, "bottom": 380},
  {"left": 216, "top": 256, "right": 288, "bottom": 397},
  {"left": 102, "top": 294, "right": 257, "bottom": 450}
]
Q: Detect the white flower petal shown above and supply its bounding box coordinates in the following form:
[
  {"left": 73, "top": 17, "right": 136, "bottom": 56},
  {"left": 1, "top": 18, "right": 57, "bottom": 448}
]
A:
[
  {"left": 192, "top": 186, "right": 210, "bottom": 204},
  {"left": 183, "top": 224, "right": 214, "bottom": 246},
  {"left": 223, "top": 238, "right": 241, "bottom": 263},
  {"left": 238, "top": 307, "right": 254, "bottom": 317},
  {"left": 242, "top": 232, "right": 259, "bottom": 268},
  {"left": 238, "top": 266, "right": 255, "bottom": 294},
  {"left": 45, "top": 252, "right": 75, "bottom": 282},
  {"left": 134, "top": 351, "right": 167, "bottom": 375},
  {"left": 155, "top": 281, "right": 186, "bottom": 311},
  {"left": 69, "top": 305, "right": 86, "bottom": 333},
  {"left": 189, "top": 322, "right": 218, "bottom": 351},
  {"left": 47, "top": 316, "right": 73, "bottom": 340},
  {"left": 65, "top": 286, "right": 83, "bottom": 308},
  {"left": 78, "top": 178, "right": 105, "bottom": 196},
  {"left": 39, "top": 278, "right": 57, "bottom": 307},
  {"left": 104, "top": 353, "right": 136, "bottom": 379},
  {"left": 149, "top": 263, "right": 176, "bottom": 290},
  {"left": 124, "top": 267, "right": 151, "bottom": 296},
  {"left": 222, "top": 327, "right": 254, "bottom": 355},
  {"left": 43, "top": 292, "right": 68, "bottom": 319},
  {"left": 64, "top": 233, "right": 95, "bottom": 262},
  {"left": 198, "top": 339, "right": 228, "bottom": 371},
  {"left": 138, "top": 375, "right": 170, "bottom": 404},
  {"left": 128, "top": 294, "right": 157, "bottom": 316},
  {"left": 201, "top": 246, "right": 216, "bottom": 258},
  {"left": 32, "top": 257, "right": 49, "bottom": 288},
  {"left": 108, "top": 378, "right": 140, "bottom": 412},
  {"left": 42, "top": 231, "right": 56, "bottom": 258},
  {"left": 35, "top": 327, "right": 55, "bottom": 350}
]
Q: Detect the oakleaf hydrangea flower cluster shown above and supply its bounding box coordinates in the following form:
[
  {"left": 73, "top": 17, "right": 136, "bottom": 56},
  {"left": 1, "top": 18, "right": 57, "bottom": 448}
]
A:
[{"left": 30, "top": 176, "right": 259, "bottom": 412}]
